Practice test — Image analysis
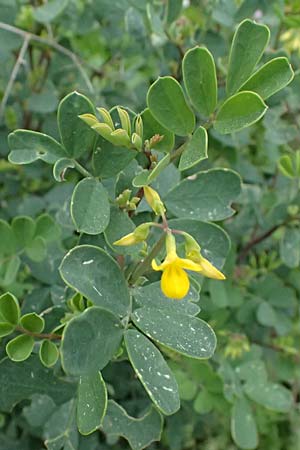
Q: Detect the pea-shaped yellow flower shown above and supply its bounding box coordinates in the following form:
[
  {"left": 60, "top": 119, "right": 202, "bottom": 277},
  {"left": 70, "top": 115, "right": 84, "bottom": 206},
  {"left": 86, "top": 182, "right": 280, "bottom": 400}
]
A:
[{"left": 152, "top": 233, "right": 203, "bottom": 299}]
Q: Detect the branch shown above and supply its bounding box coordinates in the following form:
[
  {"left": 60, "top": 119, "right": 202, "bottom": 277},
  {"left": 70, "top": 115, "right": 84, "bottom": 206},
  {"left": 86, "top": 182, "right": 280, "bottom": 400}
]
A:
[
  {"left": 0, "top": 21, "right": 94, "bottom": 96},
  {"left": 0, "top": 34, "right": 30, "bottom": 118},
  {"left": 238, "top": 216, "right": 300, "bottom": 262}
]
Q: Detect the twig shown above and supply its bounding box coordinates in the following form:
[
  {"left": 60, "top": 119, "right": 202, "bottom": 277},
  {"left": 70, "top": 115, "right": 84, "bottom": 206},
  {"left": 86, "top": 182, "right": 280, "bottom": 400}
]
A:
[
  {"left": 16, "top": 325, "right": 62, "bottom": 340},
  {"left": 238, "top": 216, "right": 300, "bottom": 262},
  {"left": 0, "top": 34, "right": 30, "bottom": 118},
  {"left": 0, "top": 21, "right": 94, "bottom": 95}
]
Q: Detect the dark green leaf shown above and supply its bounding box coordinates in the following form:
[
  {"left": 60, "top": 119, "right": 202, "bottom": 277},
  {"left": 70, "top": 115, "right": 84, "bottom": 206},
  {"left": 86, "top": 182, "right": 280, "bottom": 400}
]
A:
[
  {"left": 227, "top": 19, "right": 270, "bottom": 95},
  {"left": 142, "top": 108, "right": 174, "bottom": 152},
  {"left": 0, "top": 356, "right": 75, "bottom": 412},
  {"left": 61, "top": 307, "right": 123, "bottom": 376},
  {"left": 179, "top": 126, "right": 208, "bottom": 171},
  {"left": 103, "top": 400, "right": 163, "bottom": 450},
  {"left": 183, "top": 47, "right": 217, "bottom": 116},
  {"left": 147, "top": 76, "right": 195, "bottom": 136},
  {"left": 124, "top": 329, "right": 180, "bottom": 415},
  {"left": 57, "top": 92, "right": 96, "bottom": 158},
  {"left": 8, "top": 130, "right": 65, "bottom": 165},
  {"left": 241, "top": 57, "right": 294, "bottom": 99},
  {"left": 59, "top": 245, "right": 130, "bottom": 316},
  {"left": 231, "top": 397, "right": 258, "bottom": 449},
  {"left": 132, "top": 307, "right": 216, "bottom": 359},
  {"left": 165, "top": 168, "right": 241, "bottom": 221},
  {"left": 214, "top": 91, "right": 267, "bottom": 134},
  {"left": 71, "top": 178, "right": 110, "bottom": 235},
  {"left": 77, "top": 371, "right": 107, "bottom": 435}
]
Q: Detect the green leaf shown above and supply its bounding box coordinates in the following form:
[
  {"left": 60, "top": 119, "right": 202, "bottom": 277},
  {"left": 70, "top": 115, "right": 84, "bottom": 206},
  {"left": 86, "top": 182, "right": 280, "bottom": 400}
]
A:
[
  {"left": 226, "top": 19, "right": 270, "bottom": 95},
  {"left": 168, "top": 219, "right": 230, "bottom": 269},
  {"left": 179, "top": 126, "right": 208, "bottom": 171},
  {"left": 132, "top": 307, "right": 216, "bottom": 359},
  {"left": 165, "top": 168, "right": 241, "bottom": 221},
  {"left": 59, "top": 245, "right": 130, "bottom": 316},
  {"left": 39, "top": 340, "right": 59, "bottom": 368},
  {"left": 231, "top": 397, "right": 258, "bottom": 450},
  {"left": 147, "top": 76, "right": 195, "bottom": 136},
  {"left": 104, "top": 206, "right": 141, "bottom": 257},
  {"left": 0, "top": 323, "right": 15, "bottom": 338},
  {"left": 8, "top": 130, "right": 65, "bottom": 165},
  {"left": 57, "top": 92, "right": 96, "bottom": 158},
  {"left": 71, "top": 178, "right": 110, "bottom": 235},
  {"left": 33, "top": 0, "right": 69, "bottom": 23},
  {"left": 61, "top": 307, "right": 123, "bottom": 376},
  {"left": 124, "top": 329, "right": 180, "bottom": 415},
  {"left": 53, "top": 158, "right": 75, "bottom": 182},
  {"left": 214, "top": 91, "right": 267, "bottom": 134},
  {"left": 182, "top": 47, "right": 217, "bottom": 116},
  {"left": 25, "top": 236, "right": 47, "bottom": 262},
  {"left": 209, "top": 280, "right": 228, "bottom": 308},
  {"left": 0, "top": 355, "right": 75, "bottom": 412},
  {"left": 133, "top": 154, "right": 171, "bottom": 187},
  {"left": 102, "top": 400, "right": 163, "bottom": 450},
  {"left": 20, "top": 313, "right": 45, "bottom": 333},
  {"left": 23, "top": 394, "right": 56, "bottom": 428},
  {"left": 141, "top": 108, "right": 174, "bottom": 152},
  {"left": 0, "top": 220, "right": 16, "bottom": 256},
  {"left": 44, "top": 399, "right": 78, "bottom": 450},
  {"left": 77, "top": 371, "right": 107, "bottom": 435},
  {"left": 241, "top": 57, "right": 294, "bottom": 99},
  {"left": 2, "top": 255, "right": 20, "bottom": 286},
  {"left": 35, "top": 214, "right": 61, "bottom": 243},
  {"left": 92, "top": 137, "right": 136, "bottom": 178},
  {"left": 133, "top": 281, "right": 200, "bottom": 316},
  {"left": 6, "top": 335, "right": 35, "bottom": 362},
  {"left": 244, "top": 379, "right": 293, "bottom": 413},
  {"left": 280, "top": 227, "right": 300, "bottom": 268},
  {"left": 12, "top": 216, "right": 35, "bottom": 249},
  {"left": 164, "top": 0, "right": 183, "bottom": 25},
  {"left": 0, "top": 292, "right": 20, "bottom": 325}
]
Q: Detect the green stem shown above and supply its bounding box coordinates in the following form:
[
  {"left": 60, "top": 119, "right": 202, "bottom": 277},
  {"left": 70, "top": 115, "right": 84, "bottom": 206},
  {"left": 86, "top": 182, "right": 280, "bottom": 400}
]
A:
[
  {"left": 73, "top": 160, "right": 93, "bottom": 178},
  {"left": 129, "top": 233, "right": 166, "bottom": 285}
]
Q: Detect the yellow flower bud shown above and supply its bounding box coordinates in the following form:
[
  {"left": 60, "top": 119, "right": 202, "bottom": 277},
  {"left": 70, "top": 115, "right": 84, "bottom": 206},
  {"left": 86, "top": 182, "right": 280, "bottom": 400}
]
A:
[
  {"left": 135, "top": 115, "right": 143, "bottom": 138},
  {"left": 117, "top": 107, "right": 131, "bottom": 136},
  {"left": 113, "top": 223, "right": 151, "bottom": 246},
  {"left": 78, "top": 113, "right": 99, "bottom": 127},
  {"left": 143, "top": 186, "right": 166, "bottom": 215},
  {"left": 131, "top": 132, "right": 143, "bottom": 151},
  {"left": 96, "top": 107, "right": 115, "bottom": 130}
]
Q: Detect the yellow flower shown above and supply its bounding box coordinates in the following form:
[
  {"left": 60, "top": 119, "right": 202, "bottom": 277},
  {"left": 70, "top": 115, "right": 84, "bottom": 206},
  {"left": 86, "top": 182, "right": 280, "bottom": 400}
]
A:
[{"left": 152, "top": 234, "right": 203, "bottom": 299}]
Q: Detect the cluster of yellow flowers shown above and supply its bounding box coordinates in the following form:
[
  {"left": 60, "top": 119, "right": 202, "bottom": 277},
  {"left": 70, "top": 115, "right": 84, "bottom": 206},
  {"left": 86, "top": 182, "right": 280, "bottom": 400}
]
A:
[{"left": 114, "top": 186, "right": 225, "bottom": 300}]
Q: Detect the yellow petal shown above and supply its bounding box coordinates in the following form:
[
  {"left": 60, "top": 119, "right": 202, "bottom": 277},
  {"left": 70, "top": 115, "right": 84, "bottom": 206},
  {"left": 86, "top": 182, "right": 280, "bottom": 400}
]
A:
[
  {"left": 161, "top": 265, "right": 190, "bottom": 299},
  {"left": 177, "top": 257, "right": 203, "bottom": 272},
  {"left": 199, "top": 257, "right": 226, "bottom": 280},
  {"left": 151, "top": 259, "right": 166, "bottom": 271}
]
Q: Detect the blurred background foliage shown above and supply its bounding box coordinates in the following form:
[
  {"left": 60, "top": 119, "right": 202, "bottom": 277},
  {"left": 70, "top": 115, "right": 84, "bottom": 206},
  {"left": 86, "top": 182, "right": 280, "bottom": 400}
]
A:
[{"left": 0, "top": 0, "right": 300, "bottom": 449}]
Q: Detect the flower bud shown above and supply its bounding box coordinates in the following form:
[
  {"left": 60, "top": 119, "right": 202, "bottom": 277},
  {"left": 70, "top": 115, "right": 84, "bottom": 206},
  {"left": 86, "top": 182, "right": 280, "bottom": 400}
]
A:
[
  {"left": 143, "top": 186, "right": 166, "bottom": 215},
  {"left": 110, "top": 129, "right": 131, "bottom": 147},
  {"left": 78, "top": 113, "right": 99, "bottom": 127},
  {"left": 131, "top": 132, "right": 143, "bottom": 151},
  {"left": 117, "top": 107, "right": 131, "bottom": 136},
  {"left": 96, "top": 107, "right": 115, "bottom": 130},
  {"left": 113, "top": 223, "right": 151, "bottom": 246},
  {"left": 135, "top": 115, "right": 143, "bottom": 138}
]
